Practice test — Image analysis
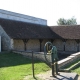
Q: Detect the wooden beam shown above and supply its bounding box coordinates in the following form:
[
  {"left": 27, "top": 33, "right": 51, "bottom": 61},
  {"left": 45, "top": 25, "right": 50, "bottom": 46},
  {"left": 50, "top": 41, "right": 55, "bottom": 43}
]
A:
[
  {"left": 23, "top": 39, "right": 29, "bottom": 51},
  {"left": 39, "top": 39, "right": 43, "bottom": 52},
  {"left": 62, "top": 39, "right": 67, "bottom": 51},
  {"left": 51, "top": 39, "right": 54, "bottom": 43},
  {"left": 75, "top": 39, "right": 79, "bottom": 52}
]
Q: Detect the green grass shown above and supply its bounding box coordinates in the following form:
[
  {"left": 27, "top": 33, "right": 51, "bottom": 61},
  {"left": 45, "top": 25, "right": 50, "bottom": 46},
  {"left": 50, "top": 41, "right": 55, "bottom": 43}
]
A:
[
  {"left": 0, "top": 52, "right": 50, "bottom": 80},
  {"left": 71, "top": 66, "right": 80, "bottom": 75},
  {"left": 24, "top": 76, "right": 43, "bottom": 80}
]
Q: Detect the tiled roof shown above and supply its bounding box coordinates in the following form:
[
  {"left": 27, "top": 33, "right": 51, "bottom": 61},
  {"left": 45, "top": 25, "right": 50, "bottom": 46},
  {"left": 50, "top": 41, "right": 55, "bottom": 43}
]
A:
[
  {"left": 50, "top": 25, "right": 80, "bottom": 39},
  {"left": 1, "top": 18, "right": 80, "bottom": 39},
  {"left": 0, "top": 18, "right": 60, "bottom": 39}
]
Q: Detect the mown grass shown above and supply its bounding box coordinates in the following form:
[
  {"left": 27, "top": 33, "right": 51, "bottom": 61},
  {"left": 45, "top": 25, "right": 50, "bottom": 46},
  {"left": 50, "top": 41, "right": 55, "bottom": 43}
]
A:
[
  {"left": 0, "top": 52, "right": 50, "bottom": 80},
  {"left": 71, "top": 66, "right": 80, "bottom": 75}
]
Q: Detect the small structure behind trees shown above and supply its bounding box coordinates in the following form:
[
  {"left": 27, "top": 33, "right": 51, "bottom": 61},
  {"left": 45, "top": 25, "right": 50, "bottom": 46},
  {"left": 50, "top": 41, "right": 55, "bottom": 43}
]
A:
[{"left": 57, "top": 17, "right": 77, "bottom": 25}]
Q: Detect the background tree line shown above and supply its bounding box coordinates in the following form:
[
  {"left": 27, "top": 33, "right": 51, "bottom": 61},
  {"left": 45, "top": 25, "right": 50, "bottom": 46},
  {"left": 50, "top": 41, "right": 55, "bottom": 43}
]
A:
[{"left": 57, "top": 17, "right": 77, "bottom": 25}]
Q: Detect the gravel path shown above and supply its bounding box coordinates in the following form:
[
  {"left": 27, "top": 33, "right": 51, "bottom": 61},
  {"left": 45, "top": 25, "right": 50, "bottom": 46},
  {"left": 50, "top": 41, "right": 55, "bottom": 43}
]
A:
[{"left": 24, "top": 70, "right": 80, "bottom": 80}]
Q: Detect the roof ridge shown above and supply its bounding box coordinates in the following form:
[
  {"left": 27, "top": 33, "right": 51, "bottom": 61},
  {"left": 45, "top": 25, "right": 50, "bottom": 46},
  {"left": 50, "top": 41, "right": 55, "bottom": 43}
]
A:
[{"left": 0, "top": 18, "right": 47, "bottom": 27}]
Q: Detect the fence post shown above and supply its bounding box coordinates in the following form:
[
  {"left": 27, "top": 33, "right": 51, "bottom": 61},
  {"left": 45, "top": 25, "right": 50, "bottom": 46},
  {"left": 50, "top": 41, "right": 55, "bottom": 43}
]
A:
[{"left": 32, "top": 51, "right": 35, "bottom": 78}]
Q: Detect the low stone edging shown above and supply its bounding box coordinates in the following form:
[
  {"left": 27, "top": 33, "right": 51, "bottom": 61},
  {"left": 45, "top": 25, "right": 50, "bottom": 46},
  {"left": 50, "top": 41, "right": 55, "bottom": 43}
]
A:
[
  {"left": 58, "top": 52, "right": 80, "bottom": 68},
  {"left": 13, "top": 51, "right": 46, "bottom": 61},
  {"left": 13, "top": 51, "right": 80, "bottom": 69}
]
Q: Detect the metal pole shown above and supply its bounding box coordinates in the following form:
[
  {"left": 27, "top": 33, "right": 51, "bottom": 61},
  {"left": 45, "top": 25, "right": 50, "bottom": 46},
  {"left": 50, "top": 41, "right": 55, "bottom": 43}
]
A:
[
  {"left": 32, "top": 51, "right": 35, "bottom": 78},
  {"left": 51, "top": 53, "right": 55, "bottom": 77}
]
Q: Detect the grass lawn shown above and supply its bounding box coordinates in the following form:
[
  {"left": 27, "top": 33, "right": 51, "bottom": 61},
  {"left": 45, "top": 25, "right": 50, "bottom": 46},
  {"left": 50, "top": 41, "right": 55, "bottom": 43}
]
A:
[
  {"left": 71, "top": 66, "right": 80, "bottom": 75},
  {"left": 0, "top": 52, "right": 50, "bottom": 80}
]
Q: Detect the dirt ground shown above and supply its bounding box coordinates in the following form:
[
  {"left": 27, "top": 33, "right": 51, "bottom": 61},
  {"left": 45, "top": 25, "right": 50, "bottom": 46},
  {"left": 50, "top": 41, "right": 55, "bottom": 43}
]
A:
[
  {"left": 78, "top": 76, "right": 80, "bottom": 80},
  {"left": 24, "top": 70, "right": 80, "bottom": 80}
]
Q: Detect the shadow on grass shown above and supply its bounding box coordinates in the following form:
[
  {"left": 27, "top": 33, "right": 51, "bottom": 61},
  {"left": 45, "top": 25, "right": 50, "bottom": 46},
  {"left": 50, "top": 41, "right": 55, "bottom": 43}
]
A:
[
  {"left": 0, "top": 52, "right": 70, "bottom": 68},
  {"left": 28, "top": 76, "right": 42, "bottom": 80},
  {"left": 0, "top": 52, "right": 43, "bottom": 68}
]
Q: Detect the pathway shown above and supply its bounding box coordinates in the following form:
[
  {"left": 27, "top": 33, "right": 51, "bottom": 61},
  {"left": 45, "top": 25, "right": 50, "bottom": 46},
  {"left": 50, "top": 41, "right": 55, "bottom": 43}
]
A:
[{"left": 24, "top": 70, "right": 80, "bottom": 80}]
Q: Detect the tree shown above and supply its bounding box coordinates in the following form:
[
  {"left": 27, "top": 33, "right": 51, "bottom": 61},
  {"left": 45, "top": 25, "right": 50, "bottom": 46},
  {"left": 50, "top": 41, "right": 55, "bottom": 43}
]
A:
[{"left": 57, "top": 17, "right": 77, "bottom": 25}]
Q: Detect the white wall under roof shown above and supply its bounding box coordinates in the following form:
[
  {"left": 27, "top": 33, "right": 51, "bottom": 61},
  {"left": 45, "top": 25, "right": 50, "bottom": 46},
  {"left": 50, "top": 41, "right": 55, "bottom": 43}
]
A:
[
  {"left": 0, "top": 9, "right": 47, "bottom": 25},
  {"left": 0, "top": 36, "right": 1, "bottom": 52}
]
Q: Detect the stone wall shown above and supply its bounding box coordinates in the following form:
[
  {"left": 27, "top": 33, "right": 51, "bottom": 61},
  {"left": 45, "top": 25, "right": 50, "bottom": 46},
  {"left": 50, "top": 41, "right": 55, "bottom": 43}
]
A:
[
  {"left": 27, "top": 39, "right": 40, "bottom": 52},
  {"left": 13, "top": 51, "right": 80, "bottom": 69},
  {"left": 53, "top": 39, "right": 64, "bottom": 51},
  {"left": 13, "top": 39, "right": 79, "bottom": 52},
  {"left": 13, "top": 39, "right": 49, "bottom": 52},
  {"left": 52, "top": 39, "right": 78, "bottom": 52},
  {"left": 41, "top": 39, "right": 50, "bottom": 51},
  {"left": 65, "top": 40, "right": 77, "bottom": 51},
  {"left": 14, "top": 39, "right": 24, "bottom": 51},
  {"left": 10, "top": 39, "right": 14, "bottom": 50},
  {"left": 0, "top": 9, "right": 47, "bottom": 25},
  {"left": 13, "top": 51, "right": 46, "bottom": 61},
  {"left": 0, "top": 26, "right": 12, "bottom": 51}
]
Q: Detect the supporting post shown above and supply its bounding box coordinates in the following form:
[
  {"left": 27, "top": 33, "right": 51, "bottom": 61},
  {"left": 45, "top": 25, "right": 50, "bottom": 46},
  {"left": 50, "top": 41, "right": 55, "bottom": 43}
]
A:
[
  {"left": 75, "top": 39, "right": 79, "bottom": 52},
  {"left": 23, "top": 39, "right": 29, "bottom": 51},
  {"left": 62, "top": 39, "right": 67, "bottom": 51},
  {"left": 39, "top": 39, "right": 43, "bottom": 52},
  {"left": 32, "top": 51, "right": 35, "bottom": 78},
  {"left": 51, "top": 39, "right": 54, "bottom": 43},
  {"left": 64, "top": 42, "right": 65, "bottom": 51}
]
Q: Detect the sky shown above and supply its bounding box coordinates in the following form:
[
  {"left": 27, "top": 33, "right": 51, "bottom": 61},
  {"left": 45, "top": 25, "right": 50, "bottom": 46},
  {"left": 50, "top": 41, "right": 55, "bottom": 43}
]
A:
[{"left": 0, "top": 0, "right": 80, "bottom": 26}]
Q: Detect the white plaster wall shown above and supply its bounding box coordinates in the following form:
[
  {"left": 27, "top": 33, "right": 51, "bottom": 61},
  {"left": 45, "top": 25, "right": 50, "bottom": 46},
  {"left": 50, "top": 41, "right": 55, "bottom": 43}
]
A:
[
  {"left": 0, "top": 36, "right": 1, "bottom": 52},
  {"left": 0, "top": 9, "right": 47, "bottom": 25}
]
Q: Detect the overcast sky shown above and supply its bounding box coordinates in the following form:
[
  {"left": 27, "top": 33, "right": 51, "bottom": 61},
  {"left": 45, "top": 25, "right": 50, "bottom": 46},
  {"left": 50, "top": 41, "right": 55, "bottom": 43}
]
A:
[{"left": 0, "top": 0, "right": 80, "bottom": 26}]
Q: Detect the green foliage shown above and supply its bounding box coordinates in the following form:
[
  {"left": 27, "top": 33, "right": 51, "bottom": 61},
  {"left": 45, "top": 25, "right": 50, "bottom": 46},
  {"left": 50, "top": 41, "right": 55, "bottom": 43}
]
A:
[
  {"left": 0, "top": 52, "right": 50, "bottom": 80},
  {"left": 57, "top": 17, "right": 77, "bottom": 25}
]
